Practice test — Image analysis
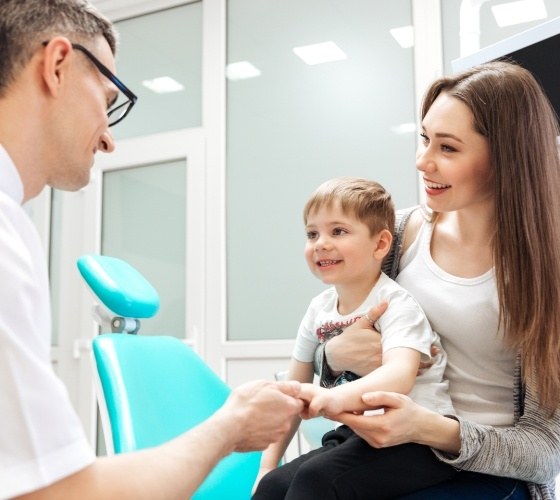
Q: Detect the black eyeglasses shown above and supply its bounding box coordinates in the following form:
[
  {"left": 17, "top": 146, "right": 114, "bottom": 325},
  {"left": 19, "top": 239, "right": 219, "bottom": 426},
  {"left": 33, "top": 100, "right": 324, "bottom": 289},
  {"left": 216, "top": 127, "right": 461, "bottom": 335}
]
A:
[{"left": 42, "top": 41, "right": 137, "bottom": 127}]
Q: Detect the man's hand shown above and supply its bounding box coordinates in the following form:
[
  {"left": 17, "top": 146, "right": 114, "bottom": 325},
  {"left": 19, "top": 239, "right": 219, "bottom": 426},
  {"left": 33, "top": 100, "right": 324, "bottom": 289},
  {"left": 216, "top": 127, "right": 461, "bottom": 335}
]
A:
[{"left": 221, "top": 380, "right": 303, "bottom": 452}]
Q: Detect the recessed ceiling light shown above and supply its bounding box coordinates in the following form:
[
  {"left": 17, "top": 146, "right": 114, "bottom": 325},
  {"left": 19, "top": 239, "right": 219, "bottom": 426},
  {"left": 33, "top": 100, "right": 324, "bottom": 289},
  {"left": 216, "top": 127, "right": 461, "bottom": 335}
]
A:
[
  {"left": 293, "top": 41, "right": 347, "bottom": 66},
  {"left": 226, "top": 61, "right": 262, "bottom": 81},
  {"left": 491, "top": 0, "right": 547, "bottom": 28},
  {"left": 142, "top": 76, "right": 184, "bottom": 94},
  {"left": 390, "top": 25, "right": 414, "bottom": 48},
  {"left": 391, "top": 122, "right": 417, "bottom": 135}
]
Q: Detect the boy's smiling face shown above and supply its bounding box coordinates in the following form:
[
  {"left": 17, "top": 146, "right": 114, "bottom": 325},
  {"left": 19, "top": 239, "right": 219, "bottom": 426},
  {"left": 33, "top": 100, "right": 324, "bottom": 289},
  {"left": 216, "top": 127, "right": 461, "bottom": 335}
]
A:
[{"left": 304, "top": 202, "right": 382, "bottom": 288}]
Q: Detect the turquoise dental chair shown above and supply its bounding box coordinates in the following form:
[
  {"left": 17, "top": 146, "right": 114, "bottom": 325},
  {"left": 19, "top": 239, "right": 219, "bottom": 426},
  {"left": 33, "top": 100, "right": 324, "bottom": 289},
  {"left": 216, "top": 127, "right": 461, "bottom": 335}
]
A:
[{"left": 77, "top": 254, "right": 261, "bottom": 499}]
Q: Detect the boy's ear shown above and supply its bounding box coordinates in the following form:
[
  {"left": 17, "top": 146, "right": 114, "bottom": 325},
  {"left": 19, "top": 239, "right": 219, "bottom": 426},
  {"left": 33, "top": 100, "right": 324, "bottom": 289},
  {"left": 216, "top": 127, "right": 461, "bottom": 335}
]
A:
[{"left": 373, "top": 229, "right": 393, "bottom": 259}]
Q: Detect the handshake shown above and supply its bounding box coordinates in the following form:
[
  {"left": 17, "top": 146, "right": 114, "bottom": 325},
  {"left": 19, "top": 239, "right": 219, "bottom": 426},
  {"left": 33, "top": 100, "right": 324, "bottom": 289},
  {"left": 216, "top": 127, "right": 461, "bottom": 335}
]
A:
[{"left": 298, "top": 383, "right": 350, "bottom": 419}]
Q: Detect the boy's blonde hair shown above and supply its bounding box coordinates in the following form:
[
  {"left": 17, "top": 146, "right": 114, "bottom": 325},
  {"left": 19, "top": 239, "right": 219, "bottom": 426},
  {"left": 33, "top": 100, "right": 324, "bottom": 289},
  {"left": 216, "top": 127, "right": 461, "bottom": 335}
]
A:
[{"left": 303, "top": 177, "right": 395, "bottom": 236}]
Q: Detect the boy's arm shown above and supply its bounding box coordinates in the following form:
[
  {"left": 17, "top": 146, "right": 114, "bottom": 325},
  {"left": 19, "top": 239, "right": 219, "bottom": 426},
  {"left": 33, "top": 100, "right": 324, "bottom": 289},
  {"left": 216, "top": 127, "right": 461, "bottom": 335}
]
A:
[
  {"left": 255, "top": 359, "right": 314, "bottom": 483},
  {"left": 304, "top": 347, "right": 420, "bottom": 417}
]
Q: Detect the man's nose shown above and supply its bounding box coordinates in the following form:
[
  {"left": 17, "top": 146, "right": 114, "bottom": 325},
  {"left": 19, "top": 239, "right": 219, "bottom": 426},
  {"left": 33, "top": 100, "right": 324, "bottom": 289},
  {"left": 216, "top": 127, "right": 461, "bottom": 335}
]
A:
[{"left": 97, "top": 128, "right": 115, "bottom": 154}]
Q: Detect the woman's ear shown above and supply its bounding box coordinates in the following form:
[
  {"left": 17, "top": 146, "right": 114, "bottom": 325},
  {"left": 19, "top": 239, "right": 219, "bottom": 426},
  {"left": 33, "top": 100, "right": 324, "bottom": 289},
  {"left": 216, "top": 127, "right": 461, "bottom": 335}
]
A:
[{"left": 373, "top": 229, "right": 393, "bottom": 260}]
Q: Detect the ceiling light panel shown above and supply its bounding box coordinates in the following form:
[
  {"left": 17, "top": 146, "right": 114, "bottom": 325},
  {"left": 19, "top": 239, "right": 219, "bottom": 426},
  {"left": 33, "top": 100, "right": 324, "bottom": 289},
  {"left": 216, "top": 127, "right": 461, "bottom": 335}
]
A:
[
  {"left": 293, "top": 41, "right": 347, "bottom": 65},
  {"left": 491, "top": 0, "right": 547, "bottom": 28},
  {"left": 142, "top": 76, "right": 185, "bottom": 94},
  {"left": 390, "top": 25, "right": 414, "bottom": 48},
  {"left": 226, "top": 61, "right": 262, "bottom": 81}
]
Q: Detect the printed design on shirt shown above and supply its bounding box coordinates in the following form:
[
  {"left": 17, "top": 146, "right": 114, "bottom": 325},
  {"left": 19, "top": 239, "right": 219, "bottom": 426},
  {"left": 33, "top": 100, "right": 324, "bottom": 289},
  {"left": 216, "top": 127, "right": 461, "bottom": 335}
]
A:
[{"left": 316, "top": 316, "right": 359, "bottom": 343}]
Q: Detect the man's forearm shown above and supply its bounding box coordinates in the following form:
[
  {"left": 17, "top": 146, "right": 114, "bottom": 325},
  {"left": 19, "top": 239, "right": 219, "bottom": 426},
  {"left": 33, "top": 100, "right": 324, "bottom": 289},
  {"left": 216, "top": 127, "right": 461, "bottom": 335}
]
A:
[{"left": 16, "top": 410, "right": 237, "bottom": 500}]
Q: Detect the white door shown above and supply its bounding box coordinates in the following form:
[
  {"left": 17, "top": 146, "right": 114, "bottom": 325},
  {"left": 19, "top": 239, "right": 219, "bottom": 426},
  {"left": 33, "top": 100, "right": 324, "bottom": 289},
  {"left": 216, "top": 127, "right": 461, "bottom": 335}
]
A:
[{"left": 48, "top": 128, "right": 205, "bottom": 447}]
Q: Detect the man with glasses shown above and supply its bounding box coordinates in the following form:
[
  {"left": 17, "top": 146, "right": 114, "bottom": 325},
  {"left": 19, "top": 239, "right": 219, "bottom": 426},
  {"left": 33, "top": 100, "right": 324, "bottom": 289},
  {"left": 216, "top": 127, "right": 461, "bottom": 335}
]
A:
[
  {"left": 42, "top": 41, "right": 138, "bottom": 127},
  {"left": 0, "top": 1, "right": 303, "bottom": 498}
]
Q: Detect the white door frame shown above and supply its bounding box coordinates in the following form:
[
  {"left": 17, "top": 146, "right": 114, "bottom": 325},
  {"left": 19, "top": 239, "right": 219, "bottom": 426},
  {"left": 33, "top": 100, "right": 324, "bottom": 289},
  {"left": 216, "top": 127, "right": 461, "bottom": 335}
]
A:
[
  {"left": 87, "top": 126, "right": 207, "bottom": 345},
  {"left": 55, "top": 128, "right": 206, "bottom": 445}
]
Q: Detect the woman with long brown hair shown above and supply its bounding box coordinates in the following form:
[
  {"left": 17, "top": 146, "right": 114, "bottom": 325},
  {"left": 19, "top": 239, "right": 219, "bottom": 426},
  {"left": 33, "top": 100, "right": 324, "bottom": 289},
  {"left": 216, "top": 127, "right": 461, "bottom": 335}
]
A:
[{"left": 321, "top": 61, "right": 560, "bottom": 498}]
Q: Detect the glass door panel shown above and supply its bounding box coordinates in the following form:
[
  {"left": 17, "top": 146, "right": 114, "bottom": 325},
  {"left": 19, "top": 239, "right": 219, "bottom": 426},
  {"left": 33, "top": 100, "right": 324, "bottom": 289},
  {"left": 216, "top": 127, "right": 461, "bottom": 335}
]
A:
[
  {"left": 226, "top": 0, "right": 417, "bottom": 340},
  {"left": 112, "top": 1, "right": 203, "bottom": 141},
  {"left": 101, "top": 160, "right": 186, "bottom": 338}
]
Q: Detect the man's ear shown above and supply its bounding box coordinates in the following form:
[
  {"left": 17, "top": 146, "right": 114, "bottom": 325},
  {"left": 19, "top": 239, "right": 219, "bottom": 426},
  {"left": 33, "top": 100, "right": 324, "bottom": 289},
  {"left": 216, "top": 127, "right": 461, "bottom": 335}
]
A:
[
  {"left": 373, "top": 229, "right": 393, "bottom": 260},
  {"left": 41, "top": 37, "right": 73, "bottom": 97}
]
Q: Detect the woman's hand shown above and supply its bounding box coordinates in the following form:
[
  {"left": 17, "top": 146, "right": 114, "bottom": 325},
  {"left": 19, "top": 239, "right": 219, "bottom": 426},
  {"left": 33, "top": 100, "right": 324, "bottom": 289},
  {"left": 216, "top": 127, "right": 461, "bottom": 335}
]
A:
[
  {"left": 417, "top": 345, "right": 440, "bottom": 375},
  {"left": 335, "top": 392, "right": 421, "bottom": 447},
  {"left": 335, "top": 391, "right": 461, "bottom": 454},
  {"left": 324, "top": 302, "right": 387, "bottom": 376}
]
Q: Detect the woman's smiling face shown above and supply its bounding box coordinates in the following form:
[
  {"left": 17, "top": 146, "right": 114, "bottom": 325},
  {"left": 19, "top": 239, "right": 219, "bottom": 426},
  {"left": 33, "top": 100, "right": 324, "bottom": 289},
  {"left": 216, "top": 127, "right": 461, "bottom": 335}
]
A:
[{"left": 416, "top": 92, "right": 493, "bottom": 213}]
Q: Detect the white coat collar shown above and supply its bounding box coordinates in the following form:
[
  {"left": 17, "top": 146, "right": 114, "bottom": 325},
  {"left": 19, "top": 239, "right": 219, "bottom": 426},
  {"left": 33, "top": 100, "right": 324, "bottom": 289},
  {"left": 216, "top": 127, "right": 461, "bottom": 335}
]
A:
[{"left": 0, "top": 144, "right": 24, "bottom": 205}]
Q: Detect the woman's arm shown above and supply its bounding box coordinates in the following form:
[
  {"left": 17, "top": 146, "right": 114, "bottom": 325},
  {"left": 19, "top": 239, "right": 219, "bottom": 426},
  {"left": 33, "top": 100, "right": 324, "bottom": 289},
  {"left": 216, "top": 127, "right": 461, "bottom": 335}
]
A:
[
  {"left": 435, "top": 378, "right": 560, "bottom": 484},
  {"left": 335, "top": 391, "right": 461, "bottom": 453},
  {"left": 316, "top": 303, "right": 387, "bottom": 379},
  {"left": 337, "top": 377, "right": 560, "bottom": 484}
]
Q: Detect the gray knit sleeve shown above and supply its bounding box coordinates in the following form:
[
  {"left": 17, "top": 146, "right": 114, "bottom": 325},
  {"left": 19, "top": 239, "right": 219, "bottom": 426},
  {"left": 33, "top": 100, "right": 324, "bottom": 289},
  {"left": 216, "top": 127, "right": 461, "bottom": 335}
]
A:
[{"left": 433, "top": 367, "right": 560, "bottom": 495}]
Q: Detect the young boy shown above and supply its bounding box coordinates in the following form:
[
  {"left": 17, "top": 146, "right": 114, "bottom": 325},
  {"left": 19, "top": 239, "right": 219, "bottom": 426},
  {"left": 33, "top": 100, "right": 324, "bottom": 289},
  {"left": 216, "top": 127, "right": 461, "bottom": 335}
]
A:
[{"left": 253, "top": 177, "right": 455, "bottom": 499}]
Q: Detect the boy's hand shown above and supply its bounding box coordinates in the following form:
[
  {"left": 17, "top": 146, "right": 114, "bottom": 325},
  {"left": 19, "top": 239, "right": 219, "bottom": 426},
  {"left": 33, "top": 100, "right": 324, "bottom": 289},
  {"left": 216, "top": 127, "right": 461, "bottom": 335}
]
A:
[{"left": 298, "top": 383, "right": 343, "bottom": 418}]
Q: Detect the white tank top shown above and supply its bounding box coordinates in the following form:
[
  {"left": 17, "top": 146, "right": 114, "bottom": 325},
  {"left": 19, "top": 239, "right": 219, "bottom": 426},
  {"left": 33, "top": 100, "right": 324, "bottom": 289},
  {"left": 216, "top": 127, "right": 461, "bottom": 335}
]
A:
[{"left": 396, "top": 218, "right": 515, "bottom": 427}]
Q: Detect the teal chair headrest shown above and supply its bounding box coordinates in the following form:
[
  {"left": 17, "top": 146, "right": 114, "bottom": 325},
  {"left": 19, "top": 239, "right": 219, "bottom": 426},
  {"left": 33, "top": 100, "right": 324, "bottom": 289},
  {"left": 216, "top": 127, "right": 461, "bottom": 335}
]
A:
[{"left": 77, "top": 254, "right": 160, "bottom": 319}]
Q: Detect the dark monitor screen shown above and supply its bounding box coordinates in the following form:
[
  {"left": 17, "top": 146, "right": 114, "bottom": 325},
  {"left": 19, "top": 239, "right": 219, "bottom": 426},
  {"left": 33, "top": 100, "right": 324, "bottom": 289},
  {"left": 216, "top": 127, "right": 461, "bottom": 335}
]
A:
[{"left": 452, "top": 17, "right": 560, "bottom": 123}]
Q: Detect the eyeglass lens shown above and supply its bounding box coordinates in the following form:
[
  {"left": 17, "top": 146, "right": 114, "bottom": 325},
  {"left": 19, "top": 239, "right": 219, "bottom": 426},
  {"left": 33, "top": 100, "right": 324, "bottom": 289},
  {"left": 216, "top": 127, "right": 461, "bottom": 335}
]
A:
[{"left": 108, "top": 98, "right": 133, "bottom": 126}]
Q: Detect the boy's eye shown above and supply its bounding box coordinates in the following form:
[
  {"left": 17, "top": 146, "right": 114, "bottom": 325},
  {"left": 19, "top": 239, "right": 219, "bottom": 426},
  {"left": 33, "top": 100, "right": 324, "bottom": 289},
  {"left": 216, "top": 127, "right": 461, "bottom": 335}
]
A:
[
  {"left": 333, "top": 227, "right": 348, "bottom": 236},
  {"left": 306, "top": 231, "right": 318, "bottom": 240}
]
